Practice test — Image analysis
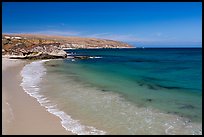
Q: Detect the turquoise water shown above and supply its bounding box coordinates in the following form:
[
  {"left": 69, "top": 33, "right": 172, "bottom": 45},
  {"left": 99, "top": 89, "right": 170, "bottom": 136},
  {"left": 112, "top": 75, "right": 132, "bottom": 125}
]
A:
[
  {"left": 63, "top": 48, "right": 202, "bottom": 122},
  {"left": 37, "top": 48, "right": 202, "bottom": 134}
]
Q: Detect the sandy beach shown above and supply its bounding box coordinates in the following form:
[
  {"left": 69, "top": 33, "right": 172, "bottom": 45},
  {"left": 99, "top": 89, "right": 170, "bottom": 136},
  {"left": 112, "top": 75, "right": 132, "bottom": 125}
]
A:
[{"left": 2, "top": 58, "right": 73, "bottom": 135}]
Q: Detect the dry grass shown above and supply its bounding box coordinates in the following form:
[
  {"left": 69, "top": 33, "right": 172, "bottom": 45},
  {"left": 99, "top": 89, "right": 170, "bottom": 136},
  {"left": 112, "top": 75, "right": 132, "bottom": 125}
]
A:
[{"left": 2, "top": 33, "right": 133, "bottom": 48}]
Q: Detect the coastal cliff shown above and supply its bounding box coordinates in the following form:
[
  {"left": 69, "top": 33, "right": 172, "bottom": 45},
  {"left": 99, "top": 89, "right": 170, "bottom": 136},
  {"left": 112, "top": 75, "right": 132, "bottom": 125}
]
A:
[{"left": 2, "top": 34, "right": 133, "bottom": 59}]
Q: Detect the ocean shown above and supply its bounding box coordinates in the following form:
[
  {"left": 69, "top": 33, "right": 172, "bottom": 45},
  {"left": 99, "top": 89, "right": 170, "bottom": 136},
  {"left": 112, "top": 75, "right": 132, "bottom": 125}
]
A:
[{"left": 20, "top": 48, "right": 202, "bottom": 135}]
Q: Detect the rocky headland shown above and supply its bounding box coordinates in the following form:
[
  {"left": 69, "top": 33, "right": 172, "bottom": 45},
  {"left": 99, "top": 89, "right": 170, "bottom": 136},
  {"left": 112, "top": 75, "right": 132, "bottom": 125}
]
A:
[{"left": 2, "top": 34, "right": 134, "bottom": 59}]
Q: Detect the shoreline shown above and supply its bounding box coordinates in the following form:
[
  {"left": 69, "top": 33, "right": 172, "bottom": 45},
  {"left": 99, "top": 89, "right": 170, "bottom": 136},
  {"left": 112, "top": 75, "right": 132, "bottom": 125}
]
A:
[
  {"left": 2, "top": 58, "right": 73, "bottom": 135},
  {"left": 2, "top": 56, "right": 202, "bottom": 135}
]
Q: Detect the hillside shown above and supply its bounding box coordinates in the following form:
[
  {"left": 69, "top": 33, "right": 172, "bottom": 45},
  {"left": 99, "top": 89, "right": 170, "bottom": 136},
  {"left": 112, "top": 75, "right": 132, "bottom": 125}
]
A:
[{"left": 2, "top": 34, "right": 133, "bottom": 59}]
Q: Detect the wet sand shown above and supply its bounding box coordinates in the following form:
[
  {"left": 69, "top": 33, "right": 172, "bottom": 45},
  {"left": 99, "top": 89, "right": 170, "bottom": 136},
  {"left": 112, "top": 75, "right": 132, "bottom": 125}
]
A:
[{"left": 2, "top": 58, "right": 73, "bottom": 135}]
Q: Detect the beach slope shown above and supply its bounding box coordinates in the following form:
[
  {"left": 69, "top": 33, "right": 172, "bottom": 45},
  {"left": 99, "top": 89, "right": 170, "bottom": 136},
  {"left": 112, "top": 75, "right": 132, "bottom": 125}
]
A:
[{"left": 2, "top": 58, "right": 72, "bottom": 135}]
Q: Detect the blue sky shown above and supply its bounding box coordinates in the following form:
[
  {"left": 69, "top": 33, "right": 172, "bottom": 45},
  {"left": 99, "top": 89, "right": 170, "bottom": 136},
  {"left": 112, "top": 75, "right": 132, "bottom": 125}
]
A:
[{"left": 2, "top": 2, "right": 202, "bottom": 47}]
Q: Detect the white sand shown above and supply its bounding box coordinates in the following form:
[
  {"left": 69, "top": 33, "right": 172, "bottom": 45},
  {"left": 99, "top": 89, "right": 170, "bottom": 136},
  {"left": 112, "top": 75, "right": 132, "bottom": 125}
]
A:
[{"left": 2, "top": 58, "right": 73, "bottom": 135}]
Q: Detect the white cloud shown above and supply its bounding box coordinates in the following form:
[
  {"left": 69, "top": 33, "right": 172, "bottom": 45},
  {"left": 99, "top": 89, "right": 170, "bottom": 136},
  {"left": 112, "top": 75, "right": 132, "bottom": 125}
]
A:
[{"left": 11, "top": 29, "right": 201, "bottom": 45}]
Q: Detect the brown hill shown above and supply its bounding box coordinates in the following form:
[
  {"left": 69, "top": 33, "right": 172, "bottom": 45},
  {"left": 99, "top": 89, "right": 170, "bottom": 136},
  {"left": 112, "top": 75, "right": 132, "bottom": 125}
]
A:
[
  {"left": 2, "top": 34, "right": 134, "bottom": 59},
  {"left": 2, "top": 34, "right": 133, "bottom": 49}
]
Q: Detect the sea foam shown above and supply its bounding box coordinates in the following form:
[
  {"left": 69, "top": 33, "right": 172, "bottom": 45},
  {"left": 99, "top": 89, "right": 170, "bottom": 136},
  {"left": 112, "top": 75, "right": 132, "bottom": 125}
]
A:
[{"left": 20, "top": 60, "right": 106, "bottom": 135}]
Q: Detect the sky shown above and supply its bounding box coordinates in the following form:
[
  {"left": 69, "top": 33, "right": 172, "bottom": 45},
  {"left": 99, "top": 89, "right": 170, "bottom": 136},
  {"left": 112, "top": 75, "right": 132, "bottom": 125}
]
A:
[{"left": 2, "top": 2, "right": 202, "bottom": 47}]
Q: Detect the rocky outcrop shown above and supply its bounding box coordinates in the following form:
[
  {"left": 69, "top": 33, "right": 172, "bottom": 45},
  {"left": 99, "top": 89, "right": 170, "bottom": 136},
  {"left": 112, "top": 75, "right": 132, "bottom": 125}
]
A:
[
  {"left": 49, "top": 49, "right": 67, "bottom": 58},
  {"left": 2, "top": 44, "right": 67, "bottom": 59},
  {"left": 73, "top": 56, "right": 90, "bottom": 60},
  {"left": 2, "top": 37, "right": 67, "bottom": 59},
  {"left": 9, "top": 52, "right": 67, "bottom": 59}
]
